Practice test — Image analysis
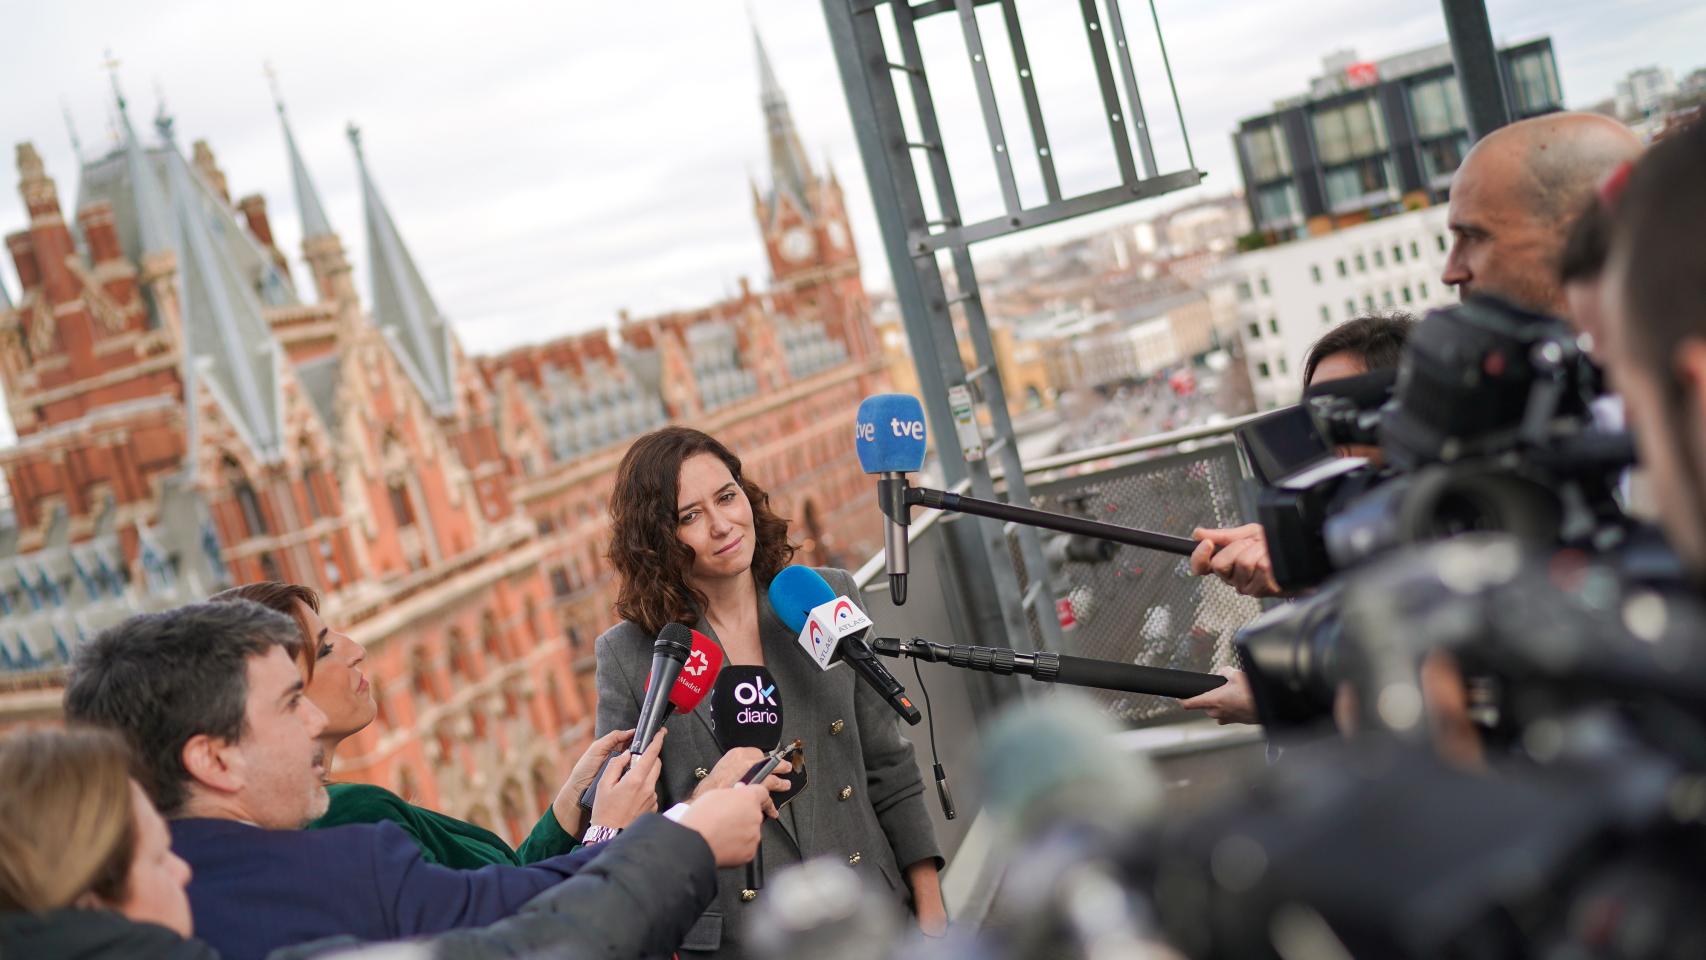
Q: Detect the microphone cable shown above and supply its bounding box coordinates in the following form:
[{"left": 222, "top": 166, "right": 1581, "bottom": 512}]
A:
[{"left": 913, "top": 657, "right": 956, "bottom": 820}]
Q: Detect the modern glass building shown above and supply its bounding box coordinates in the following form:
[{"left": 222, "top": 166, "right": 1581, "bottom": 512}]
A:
[{"left": 1234, "top": 39, "right": 1562, "bottom": 239}]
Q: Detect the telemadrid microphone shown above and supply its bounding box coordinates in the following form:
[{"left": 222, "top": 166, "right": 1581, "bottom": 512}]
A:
[
  {"left": 870, "top": 636, "right": 1225, "bottom": 699},
  {"left": 768, "top": 565, "right": 923, "bottom": 725},
  {"left": 711, "top": 666, "right": 785, "bottom": 900},
  {"left": 580, "top": 627, "right": 724, "bottom": 810},
  {"left": 855, "top": 394, "right": 928, "bottom": 606}
]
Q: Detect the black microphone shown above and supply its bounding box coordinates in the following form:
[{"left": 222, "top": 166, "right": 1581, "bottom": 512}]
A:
[
  {"left": 871, "top": 637, "right": 1226, "bottom": 699},
  {"left": 632, "top": 623, "right": 695, "bottom": 754},
  {"left": 710, "top": 666, "right": 786, "bottom": 900},
  {"left": 580, "top": 625, "right": 723, "bottom": 812},
  {"left": 855, "top": 395, "right": 928, "bottom": 606}
]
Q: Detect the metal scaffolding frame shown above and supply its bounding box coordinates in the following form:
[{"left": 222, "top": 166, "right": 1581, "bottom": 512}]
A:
[{"left": 822, "top": 0, "right": 1202, "bottom": 657}]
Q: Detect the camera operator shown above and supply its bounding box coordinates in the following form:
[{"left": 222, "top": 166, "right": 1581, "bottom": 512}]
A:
[
  {"left": 1600, "top": 119, "right": 1706, "bottom": 580},
  {"left": 1183, "top": 314, "right": 1412, "bottom": 724}
]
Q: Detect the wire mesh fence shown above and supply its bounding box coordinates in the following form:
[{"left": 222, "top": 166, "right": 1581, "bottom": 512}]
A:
[{"left": 1007, "top": 438, "right": 1263, "bottom": 726}]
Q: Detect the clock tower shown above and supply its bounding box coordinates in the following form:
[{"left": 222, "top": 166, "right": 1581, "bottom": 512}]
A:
[{"left": 750, "top": 27, "right": 878, "bottom": 362}]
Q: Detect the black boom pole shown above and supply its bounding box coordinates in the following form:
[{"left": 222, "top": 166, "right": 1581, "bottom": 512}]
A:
[{"left": 1441, "top": 0, "right": 1512, "bottom": 142}]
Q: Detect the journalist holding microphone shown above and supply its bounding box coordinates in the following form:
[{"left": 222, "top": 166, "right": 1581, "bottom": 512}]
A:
[{"left": 594, "top": 427, "right": 945, "bottom": 958}]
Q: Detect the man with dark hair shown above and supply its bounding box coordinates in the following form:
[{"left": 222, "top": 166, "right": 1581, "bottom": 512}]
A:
[
  {"left": 64, "top": 601, "right": 323, "bottom": 825},
  {"left": 1181, "top": 314, "right": 1414, "bottom": 724},
  {"left": 1442, "top": 112, "right": 1641, "bottom": 315},
  {"left": 1300, "top": 313, "right": 1414, "bottom": 388},
  {"left": 1600, "top": 119, "right": 1706, "bottom": 578},
  {"left": 64, "top": 601, "right": 765, "bottom": 960},
  {"left": 1190, "top": 313, "right": 1416, "bottom": 604}
]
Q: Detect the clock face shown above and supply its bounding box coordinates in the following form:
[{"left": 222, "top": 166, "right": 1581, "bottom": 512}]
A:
[
  {"left": 827, "top": 221, "right": 849, "bottom": 251},
  {"left": 780, "top": 227, "right": 815, "bottom": 263}
]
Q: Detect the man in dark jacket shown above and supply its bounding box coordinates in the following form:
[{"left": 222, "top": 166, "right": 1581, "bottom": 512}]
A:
[{"left": 62, "top": 601, "right": 764, "bottom": 960}]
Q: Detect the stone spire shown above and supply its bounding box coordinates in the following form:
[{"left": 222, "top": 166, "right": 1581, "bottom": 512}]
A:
[
  {"left": 113, "top": 75, "right": 173, "bottom": 261},
  {"left": 269, "top": 66, "right": 334, "bottom": 242},
  {"left": 270, "top": 67, "right": 354, "bottom": 306},
  {"left": 349, "top": 123, "right": 457, "bottom": 417},
  {"left": 754, "top": 24, "right": 815, "bottom": 219}
]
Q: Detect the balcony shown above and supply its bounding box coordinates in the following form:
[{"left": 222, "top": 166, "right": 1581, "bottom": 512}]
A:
[{"left": 848, "top": 417, "right": 1270, "bottom": 918}]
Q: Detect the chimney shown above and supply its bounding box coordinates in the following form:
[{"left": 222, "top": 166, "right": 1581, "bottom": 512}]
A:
[
  {"left": 237, "top": 194, "right": 292, "bottom": 277},
  {"left": 16, "top": 143, "right": 76, "bottom": 305},
  {"left": 191, "top": 140, "right": 230, "bottom": 203},
  {"left": 78, "top": 202, "right": 124, "bottom": 265}
]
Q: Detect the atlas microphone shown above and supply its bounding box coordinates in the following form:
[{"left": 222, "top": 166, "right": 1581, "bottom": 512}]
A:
[
  {"left": 769, "top": 565, "right": 923, "bottom": 725},
  {"left": 871, "top": 636, "right": 1226, "bottom": 699},
  {"left": 581, "top": 626, "right": 723, "bottom": 810},
  {"left": 855, "top": 394, "right": 928, "bottom": 606}
]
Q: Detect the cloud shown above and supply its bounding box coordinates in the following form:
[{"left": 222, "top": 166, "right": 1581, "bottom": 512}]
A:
[{"left": 0, "top": 0, "right": 1702, "bottom": 447}]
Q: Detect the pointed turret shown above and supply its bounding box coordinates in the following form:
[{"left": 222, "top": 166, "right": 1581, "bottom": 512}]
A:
[
  {"left": 270, "top": 79, "right": 356, "bottom": 307},
  {"left": 114, "top": 83, "right": 173, "bottom": 262},
  {"left": 754, "top": 25, "right": 814, "bottom": 220},
  {"left": 349, "top": 124, "right": 456, "bottom": 417},
  {"left": 274, "top": 92, "right": 332, "bottom": 241},
  {"left": 157, "top": 110, "right": 284, "bottom": 461}
]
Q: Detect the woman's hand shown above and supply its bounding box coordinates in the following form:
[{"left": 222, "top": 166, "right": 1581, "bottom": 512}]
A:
[
  {"left": 552, "top": 727, "right": 637, "bottom": 837},
  {"left": 907, "top": 860, "right": 948, "bottom": 937},
  {"left": 1178, "top": 667, "right": 1259, "bottom": 725},
  {"left": 1190, "top": 524, "right": 1285, "bottom": 598},
  {"left": 689, "top": 746, "right": 793, "bottom": 818},
  {"left": 588, "top": 729, "right": 665, "bottom": 831}
]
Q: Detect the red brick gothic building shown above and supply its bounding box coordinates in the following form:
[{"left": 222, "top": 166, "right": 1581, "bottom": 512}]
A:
[{"left": 0, "top": 32, "right": 885, "bottom": 842}]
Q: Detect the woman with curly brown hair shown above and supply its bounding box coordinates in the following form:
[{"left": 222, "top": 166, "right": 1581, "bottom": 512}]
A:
[{"left": 595, "top": 426, "right": 944, "bottom": 958}]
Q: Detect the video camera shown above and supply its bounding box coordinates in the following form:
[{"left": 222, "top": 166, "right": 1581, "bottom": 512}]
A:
[{"left": 1241, "top": 295, "right": 1631, "bottom": 594}]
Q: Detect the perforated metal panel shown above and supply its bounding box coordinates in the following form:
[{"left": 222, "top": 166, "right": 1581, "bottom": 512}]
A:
[{"left": 1007, "top": 440, "right": 1263, "bottom": 725}]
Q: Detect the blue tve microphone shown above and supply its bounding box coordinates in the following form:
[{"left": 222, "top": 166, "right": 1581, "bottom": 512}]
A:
[
  {"left": 770, "top": 566, "right": 922, "bottom": 725},
  {"left": 854, "top": 394, "right": 928, "bottom": 606}
]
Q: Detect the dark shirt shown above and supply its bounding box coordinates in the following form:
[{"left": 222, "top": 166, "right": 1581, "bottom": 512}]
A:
[
  {"left": 0, "top": 908, "right": 215, "bottom": 960},
  {"left": 170, "top": 816, "right": 597, "bottom": 960}
]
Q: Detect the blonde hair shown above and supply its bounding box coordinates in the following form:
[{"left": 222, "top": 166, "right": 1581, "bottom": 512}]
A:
[{"left": 0, "top": 725, "right": 137, "bottom": 912}]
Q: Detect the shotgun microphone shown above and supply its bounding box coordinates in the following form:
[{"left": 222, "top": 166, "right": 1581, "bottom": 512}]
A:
[{"left": 871, "top": 636, "right": 1225, "bottom": 699}]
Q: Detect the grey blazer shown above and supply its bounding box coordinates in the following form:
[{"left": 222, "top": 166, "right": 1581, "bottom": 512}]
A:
[{"left": 594, "top": 567, "right": 942, "bottom": 958}]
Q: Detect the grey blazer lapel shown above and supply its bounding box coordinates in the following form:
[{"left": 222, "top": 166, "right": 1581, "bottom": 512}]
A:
[
  {"left": 758, "top": 592, "right": 818, "bottom": 852},
  {"left": 688, "top": 614, "right": 722, "bottom": 743}
]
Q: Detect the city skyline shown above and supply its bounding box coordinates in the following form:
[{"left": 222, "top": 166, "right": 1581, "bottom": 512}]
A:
[{"left": 1, "top": 1, "right": 1702, "bottom": 447}]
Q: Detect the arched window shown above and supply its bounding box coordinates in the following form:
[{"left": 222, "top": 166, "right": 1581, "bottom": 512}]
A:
[
  {"left": 481, "top": 613, "right": 504, "bottom": 665},
  {"left": 481, "top": 611, "right": 505, "bottom": 662},
  {"left": 388, "top": 481, "right": 416, "bottom": 528},
  {"left": 411, "top": 646, "right": 436, "bottom": 703},
  {"left": 371, "top": 676, "right": 390, "bottom": 727},
  {"left": 447, "top": 627, "right": 476, "bottom": 680},
  {"left": 531, "top": 763, "right": 553, "bottom": 815},
  {"left": 500, "top": 781, "right": 524, "bottom": 843},
  {"left": 523, "top": 597, "right": 540, "bottom": 646},
  {"left": 224, "top": 456, "right": 268, "bottom": 537},
  {"left": 546, "top": 673, "right": 565, "bottom": 731}
]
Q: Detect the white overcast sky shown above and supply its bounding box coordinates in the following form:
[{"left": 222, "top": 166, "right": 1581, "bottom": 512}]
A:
[{"left": 1, "top": 0, "right": 1703, "bottom": 448}]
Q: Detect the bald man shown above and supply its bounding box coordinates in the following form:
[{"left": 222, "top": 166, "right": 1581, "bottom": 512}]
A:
[{"left": 1442, "top": 112, "right": 1642, "bottom": 315}]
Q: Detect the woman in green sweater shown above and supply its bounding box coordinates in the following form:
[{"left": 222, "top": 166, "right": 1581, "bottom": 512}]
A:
[{"left": 211, "top": 582, "right": 661, "bottom": 868}]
